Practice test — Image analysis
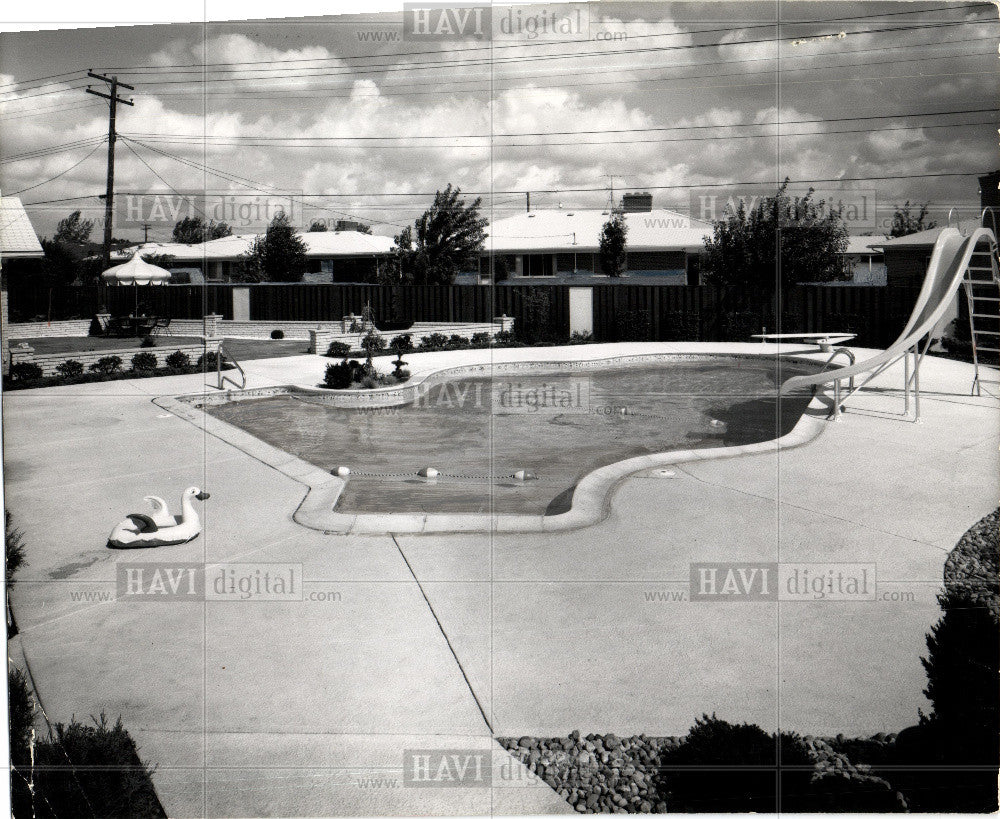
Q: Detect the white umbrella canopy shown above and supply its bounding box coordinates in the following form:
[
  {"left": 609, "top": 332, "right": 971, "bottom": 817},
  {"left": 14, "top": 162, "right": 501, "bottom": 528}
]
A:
[{"left": 100, "top": 254, "right": 171, "bottom": 285}]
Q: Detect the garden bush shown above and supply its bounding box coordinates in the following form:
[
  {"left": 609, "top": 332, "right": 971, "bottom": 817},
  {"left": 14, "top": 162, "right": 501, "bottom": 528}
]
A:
[
  {"left": 55, "top": 359, "right": 84, "bottom": 378},
  {"left": 9, "top": 668, "right": 34, "bottom": 817},
  {"left": 569, "top": 331, "right": 593, "bottom": 344},
  {"left": 270, "top": 329, "right": 284, "bottom": 340},
  {"left": 418, "top": 333, "right": 449, "bottom": 350},
  {"left": 130, "top": 352, "right": 158, "bottom": 372},
  {"left": 470, "top": 332, "right": 491, "bottom": 346},
  {"left": 10, "top": 362, "right": 43, "bottom": 382},
  {"left": 26, "top": 713, "right": 166, "bottom": 818},
  {"left": 389, "top": 334, "right": 413, "bottom": 358},
  {"left": 393, "top": 367, "right": 411, "bottom": 383},
  {"left": 493, "top": 329, "right": 516, "bottom": 346},
  {"left": 326, "top": 341, "right": 352, "bottom": 358},
  {"left": 360, "top": 328, "right": 386, "bottom": 356},
  {"left": 164, "top": 350, "right": 190, "bottom": 369},
  {"left": 448, "top": 334, "right": 470, "bottom": 349},
  {"left": 323, "top": 361, "right": 355, "bottom": 389},
  {"left": 196, "top": 351, "right": 224, "bottom": 369},
  {"left": 140, "top": 335, "right": 156, "bottom": 348},
  {"left": 88, "top": 356, "right": 123, "bottom": 375},
  {"left": 657, "top": 715, "right": 904, "bottom": 813}
]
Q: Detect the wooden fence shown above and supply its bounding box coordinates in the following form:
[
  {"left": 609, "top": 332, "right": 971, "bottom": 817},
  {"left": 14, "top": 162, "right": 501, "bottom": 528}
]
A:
[{"left": 6, "top": 283, "right": 922, "bottom": 348}]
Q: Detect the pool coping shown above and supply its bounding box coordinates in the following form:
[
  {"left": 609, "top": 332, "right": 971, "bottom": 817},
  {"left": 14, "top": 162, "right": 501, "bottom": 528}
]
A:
[{"left": 152, "top": 351, "right": 830, "bottom": 535}]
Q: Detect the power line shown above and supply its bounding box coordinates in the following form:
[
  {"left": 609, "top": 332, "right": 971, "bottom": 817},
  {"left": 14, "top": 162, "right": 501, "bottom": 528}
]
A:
[
  {"left": 8, "top": 140, "right": 106, "bottom": 195},
  {"left": 106, "top": 171, "right": 989, "bottom": 200},
  {"left": 120, "top": 106, "right": 999, "bottom": 144},
  {"left": 0, "top": 136, "right": 106, "bottom": 164},
  {"left": 89, "top": 20, "right": 984, "bottom": 89},
  {"left": 134, "top": 33, "right": 999, "bottom": 101},
  {"left": 90, "top": 3, "right": 991, "bottom": 73}
]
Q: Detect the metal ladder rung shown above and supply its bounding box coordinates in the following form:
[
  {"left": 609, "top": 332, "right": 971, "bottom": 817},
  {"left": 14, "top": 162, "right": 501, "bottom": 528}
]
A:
[
  {"left": 972, "top": 296, "right": 1000, "bottom": 302},
  {"left": 971, "top": 313, "right": 999, "bottom": 319},
  {"left": 973, "top": 329, "right": 1000, "bottom": 335}
]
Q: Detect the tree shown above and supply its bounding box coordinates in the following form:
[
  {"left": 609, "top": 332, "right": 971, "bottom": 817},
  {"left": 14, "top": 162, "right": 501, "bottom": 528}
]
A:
[
  {"left": 54, "top": 210, "right": 94, "bottom": 245},
  {"left": 172, "top": 216, "right": 232, "bottom": 243},
  {"left": 308, "top": 220, "right": 328, "bottom": 232},
  {"left": 702, "top": 180, "right": 849, "bottom": 292},
  {"left": 889, "top": 202, "right": 936, "bottom": 238},
  {"left": 355, "top": 222, "right": 373, "bottom": 235},
  {"left": 390, "top": 184, "right": 487, "bottom": 284},
  {"left": 234, "top": 212, "right": 307, "bottom": 283},
  {"left": 599, "top": 211, "right": 628, "bottom": 277}
]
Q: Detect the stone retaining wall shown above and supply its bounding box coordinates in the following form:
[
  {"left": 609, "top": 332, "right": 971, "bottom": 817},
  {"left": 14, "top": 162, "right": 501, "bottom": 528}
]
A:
[
  {"left": 5, "top": 319, "right": 93, "bottom": 340},
  {"left": 10, "top": 340, "right": 220, "bottom": 378}
]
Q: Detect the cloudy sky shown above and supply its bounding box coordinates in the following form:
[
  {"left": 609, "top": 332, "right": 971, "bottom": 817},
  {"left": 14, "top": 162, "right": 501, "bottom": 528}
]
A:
[{"left": 1, "top": 1, "right": 997, "bottom": 242}]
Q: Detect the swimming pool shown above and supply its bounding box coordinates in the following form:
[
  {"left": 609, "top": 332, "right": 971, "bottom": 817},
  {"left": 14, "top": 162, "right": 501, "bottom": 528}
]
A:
[{"left": 205, "top": 357, "right": 816, "bottom": 517}]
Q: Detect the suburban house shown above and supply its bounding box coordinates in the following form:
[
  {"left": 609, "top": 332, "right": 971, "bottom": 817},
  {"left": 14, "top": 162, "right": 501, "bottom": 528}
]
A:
[
  {"left": 477, "top": 193, "right": 713, "bottom": 284},
  {"left": 116, "top": 228, "right": 395, "bottom": 283},
  {"left": 1, "top": 196, "right": 45, "bottom": 374},
  {"left": 842, "top": 236, "right": 886, "bottom": 285},
  {"left": 873, "top": 228, "right": 949, "bottom": 288}
]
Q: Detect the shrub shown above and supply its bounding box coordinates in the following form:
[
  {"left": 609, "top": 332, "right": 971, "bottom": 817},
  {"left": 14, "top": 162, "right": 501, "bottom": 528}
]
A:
[
  {"left": 55, "top": 359, "right": 84, "bottom": 378},
  {"left": 493, "top": 329, "right": 516, "bottom": 346},
  {"left": 326, "top": 341, "right": 351, "bottom": 358},
  {"left": 9, "top": 668, "right": 34, "bottom": 815},
  {"left": 419, "top": 332, "right": 449, "bottom": 350},
  {"left": 130, "top": 352, "right": 158, "bottom": 372},
  {"left": 164, "top": 350, "right": 190, "bottom": 370},
  {"left": 448, "top": 334, "right": 470, "bottom": 349},
  {"left": 389, "top": 334, "right": 413, "bottom": 358},
  {"left": 393, "top": 367, "right": 411, "bottom": 382},
  {"left": 140, "top": 335, "right": 156, "bottom": 348},
  {"left": 657, "top": 714, "right": 803, "bottom": 812},
  {"left": 323, "top": 361, "right": 355, "bottom": 389},
  {"left": 88, "top": 356, "right": 122, "bottom": 375},
  {"left": 10, "top": 362, "right": 43, "bottom": 382},
  {"left": 196, "top": 351, "right": 224, "bottom": 368},
  {"left": 270, "top": 329, "right": 284, "bottom": 339},
  {"left": 360, "top": 328, "right": 386, "bottom": 356},
  {"left": 658, "top": 715, "right": 904, "bottom": 813},
  {"left": 29, "top": 712, "right": 166, "bottom": 818},
  {"left": 470, "top": 332, "right": 491, "bottom": 346},
  {"left": 569, "top": 331, "right": 593, "bottom": 345},
  {"left": 6, "top": 511, "right": 26, "bottom": 591}
]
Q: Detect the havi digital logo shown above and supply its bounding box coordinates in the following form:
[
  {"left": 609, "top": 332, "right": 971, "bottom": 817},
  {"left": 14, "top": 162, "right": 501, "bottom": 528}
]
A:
[{"left": 403, "top": 4, "right": 491, "bottom": 40}]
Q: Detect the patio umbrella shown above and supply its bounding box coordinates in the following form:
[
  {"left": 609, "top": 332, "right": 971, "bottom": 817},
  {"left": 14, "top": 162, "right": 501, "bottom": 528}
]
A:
[{"left": 100, "top": 254, "right": 171, "bottom": 315}]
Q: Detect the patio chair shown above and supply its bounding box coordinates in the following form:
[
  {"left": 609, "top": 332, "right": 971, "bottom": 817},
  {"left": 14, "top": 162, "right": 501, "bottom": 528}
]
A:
[
  {"left": 780, "top": 226, "right": 997, "bottom": 421},
  {"left": 149, "top": 317, "right": 172, "bottom": 336}
]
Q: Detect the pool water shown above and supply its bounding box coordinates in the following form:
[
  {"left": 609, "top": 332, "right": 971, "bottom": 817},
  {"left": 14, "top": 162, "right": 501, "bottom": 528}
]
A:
[{"left": 208, "top": 359, "right": 815, "bottom": 515}]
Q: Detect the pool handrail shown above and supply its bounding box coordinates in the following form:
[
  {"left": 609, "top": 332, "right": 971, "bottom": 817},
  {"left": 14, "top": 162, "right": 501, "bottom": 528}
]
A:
[{"left": 780, "top": 226, "right": 995, "bottom": 418}]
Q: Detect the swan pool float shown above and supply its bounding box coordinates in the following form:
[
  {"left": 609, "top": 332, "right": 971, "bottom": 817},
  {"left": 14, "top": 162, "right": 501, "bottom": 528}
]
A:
[{"left": 107, "top": 487, "right": 210, "bottom": 549}]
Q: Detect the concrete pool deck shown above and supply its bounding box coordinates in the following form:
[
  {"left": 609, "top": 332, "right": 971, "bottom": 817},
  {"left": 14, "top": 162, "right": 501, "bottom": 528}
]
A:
[{"left": 3, "top": 342, "right": 997, "bottom": 817}]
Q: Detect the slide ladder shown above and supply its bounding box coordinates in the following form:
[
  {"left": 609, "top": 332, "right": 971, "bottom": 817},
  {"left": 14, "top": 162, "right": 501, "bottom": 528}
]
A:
[{"left": 965, "top": 215, "right": 1000, "bottom": 395}]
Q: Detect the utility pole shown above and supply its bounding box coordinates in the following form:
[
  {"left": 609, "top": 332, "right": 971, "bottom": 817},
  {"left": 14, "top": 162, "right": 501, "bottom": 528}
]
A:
[
  {"left": 142, "top": 222, "right": 151, "bottom": 243},
  {"left": 86, "top": 71, "right": 134, "bottom": 270}
]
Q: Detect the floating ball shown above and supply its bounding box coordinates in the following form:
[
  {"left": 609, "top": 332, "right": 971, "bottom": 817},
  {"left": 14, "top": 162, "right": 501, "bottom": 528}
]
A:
[
  {"left": 418, "top": 467, "right": 440, "bottom": 478},
  {"left": 331, "top": 466, "right": 351, "bottom": 477},
  {"left": 513, "top": 470, "right": 537, "bottom": 482}
]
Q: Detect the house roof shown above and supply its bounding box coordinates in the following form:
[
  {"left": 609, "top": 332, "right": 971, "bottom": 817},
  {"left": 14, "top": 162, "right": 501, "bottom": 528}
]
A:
[
  {"left": 873, "top": 227, "right": 948, "bottom": 249},
  {"left": 112, "top": 230, "right": 394, "bottom": 263},
  {"left": 0, "top": 196, "right": 44, "bottom": 258},
  {"left": 845, "top": 236, "right": 882, "bottom": 255},
  {"left": 484, "top": 209, "right": 714, "bottom": 253}
]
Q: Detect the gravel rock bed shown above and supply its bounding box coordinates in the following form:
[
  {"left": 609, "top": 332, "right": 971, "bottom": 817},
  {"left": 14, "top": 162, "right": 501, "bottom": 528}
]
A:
[
  {"left": 499, "top": 731, "right": 905, "bottom": 813},
  {"left": 943, "top": 508, "right": 999, "bottom": 616},
  {"left": 498, "top": 732, "right": 677, "bottom": 813}
]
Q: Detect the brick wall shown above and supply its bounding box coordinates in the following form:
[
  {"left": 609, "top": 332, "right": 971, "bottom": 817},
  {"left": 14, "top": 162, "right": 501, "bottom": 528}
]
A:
[
  {"left": 10, "top": 341, "right": 219, "bottom": 378},
  {"left": 5, "top": 319, "right": 93, "bottom": 340}
]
